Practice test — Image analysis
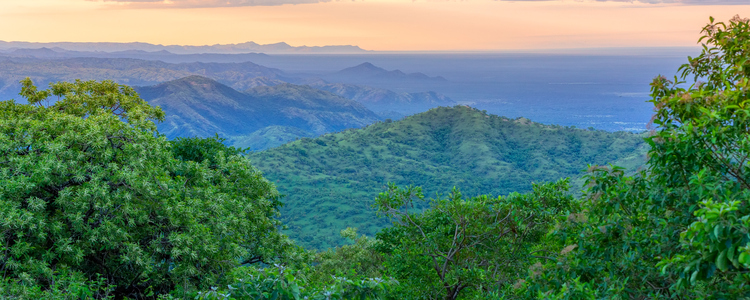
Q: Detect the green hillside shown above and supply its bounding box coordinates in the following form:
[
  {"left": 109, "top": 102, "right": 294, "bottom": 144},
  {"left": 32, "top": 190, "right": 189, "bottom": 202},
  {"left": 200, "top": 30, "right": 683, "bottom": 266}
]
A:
[
  {"left": 136, "top": 76, "right": 381, "bottom": 150},
  {"left": 249, "top": 106, "right": 648, "bottom": 249}
]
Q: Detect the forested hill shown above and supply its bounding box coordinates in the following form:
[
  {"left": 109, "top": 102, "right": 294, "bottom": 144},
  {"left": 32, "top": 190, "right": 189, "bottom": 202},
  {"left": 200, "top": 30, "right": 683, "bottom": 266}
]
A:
[
  {"left": 136, "top": 75, "right": 381, "bottom": 150},
  {"left": 249, "top": 106, "right": 648, "bottom": 249}
]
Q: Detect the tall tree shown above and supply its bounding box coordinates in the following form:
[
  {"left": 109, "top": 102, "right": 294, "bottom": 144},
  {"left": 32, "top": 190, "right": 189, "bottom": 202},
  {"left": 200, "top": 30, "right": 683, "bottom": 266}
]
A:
[{"left": 374, "top": 180, "right": 573, "bottom": 300}]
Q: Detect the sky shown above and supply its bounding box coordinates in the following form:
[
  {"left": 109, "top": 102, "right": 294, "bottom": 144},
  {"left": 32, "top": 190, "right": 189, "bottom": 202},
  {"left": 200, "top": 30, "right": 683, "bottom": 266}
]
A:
[{"left": 0, "top": 0, "right": 748, "bottom": 51}]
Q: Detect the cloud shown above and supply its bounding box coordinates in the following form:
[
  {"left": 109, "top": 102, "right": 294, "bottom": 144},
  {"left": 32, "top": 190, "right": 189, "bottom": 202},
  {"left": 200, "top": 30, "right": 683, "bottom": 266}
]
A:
[
  {"left": 95, "top": 0, "right": 750, "bottom": 7},
  {"left": 498, "top": 0, "right": 749, "bottom": 4},
  {"left": 97, "top": 0, "right": 331, "bottom": 7},
  {"left": 615, "top": 0, "right": 750, "bottom": 4}
]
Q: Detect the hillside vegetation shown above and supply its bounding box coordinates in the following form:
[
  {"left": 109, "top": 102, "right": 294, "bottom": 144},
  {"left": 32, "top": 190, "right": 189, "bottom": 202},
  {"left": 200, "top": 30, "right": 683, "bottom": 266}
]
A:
[{"left": 250, "top": 106, "right": 648, "bottom": 248}]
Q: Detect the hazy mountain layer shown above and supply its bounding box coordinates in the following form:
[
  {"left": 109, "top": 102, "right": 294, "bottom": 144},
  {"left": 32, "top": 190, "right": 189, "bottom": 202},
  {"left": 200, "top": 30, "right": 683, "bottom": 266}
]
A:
[
  {"left": 0, "top": 57, "right": 452, "bottom": 120},
  {"left": 249, "top": 106, "right": 649, "bottom": 249},
  {"left": 0, "top": 47, "right": 275, "bottom": 64},
  {"left": 0, "top": 57, "right": 293, "bottom": 101},
  {"left": 239, "top": 76, "right": 455, "bottom": 117},
  {"left": 0, "top": 41, "right": 368, "bottom": 54},
  {"left": 136, "top": 76, "right": 381, "bottom": 150}
]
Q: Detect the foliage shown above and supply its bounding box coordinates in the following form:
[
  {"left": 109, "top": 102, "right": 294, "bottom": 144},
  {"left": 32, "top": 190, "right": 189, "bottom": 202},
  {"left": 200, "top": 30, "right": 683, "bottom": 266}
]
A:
[
  {"left": 373, "top": 179, "right": 574, "bottom": 300},
  {"left": 250, "top": 106, "right": 648, "bottom": 249},
  {"left": 516, "top": 15, "right": 750, "bottom": 299},
  {"left": 190, "top": 265, "right": 396, "bottom": 300},
  {"left": 309, "top": 228, "right": 386, "bottom": 282},
  {"left": 0, "top": 79, "right": 292, "bottom": 298},
  {"left": 0, "top": 268, "right": 115, "bottom": 300},
  {"left": 170, "top": 134, "right": 247, "bottom": 167}
]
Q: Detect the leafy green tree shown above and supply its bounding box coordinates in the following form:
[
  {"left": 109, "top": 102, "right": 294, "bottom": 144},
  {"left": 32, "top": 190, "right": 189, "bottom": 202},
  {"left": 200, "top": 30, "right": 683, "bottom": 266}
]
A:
[
  {"left": 310, "top": 227, "right": 386, "bottom": 281},
  {"left": 373, "top": 179, "right": 573, "bottom": 300},
  {"left": 0, "top": 79, "right": 292, "bottom": 298},
  {"left": 518, "top": 15, "right": 750, "bottom": 299}
]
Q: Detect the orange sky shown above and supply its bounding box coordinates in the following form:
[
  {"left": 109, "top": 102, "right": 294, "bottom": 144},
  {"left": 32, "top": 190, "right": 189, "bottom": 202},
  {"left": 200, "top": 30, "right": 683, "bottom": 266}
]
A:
[{"left": 0, "top": 0, "right": 748, "bottom": 51}]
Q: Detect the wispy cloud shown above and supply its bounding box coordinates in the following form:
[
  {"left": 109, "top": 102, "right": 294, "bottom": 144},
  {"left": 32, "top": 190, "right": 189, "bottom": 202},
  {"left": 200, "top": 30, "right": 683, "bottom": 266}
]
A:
[
  {"left": 93, "top": 0, "right": 750, "bottom": 7},
  {"left": 96, "top": 0, "right": 331, "bottom": 8},
  {"left": 498, "top": 0, "right": 749, "bottom": 4},
  {"left": 615, "top": 0, "right": 749, "bottom": 4}
]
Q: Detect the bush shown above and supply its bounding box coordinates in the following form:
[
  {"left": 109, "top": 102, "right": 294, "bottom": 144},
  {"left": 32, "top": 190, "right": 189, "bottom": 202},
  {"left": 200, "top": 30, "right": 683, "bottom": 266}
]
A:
[{"left": 191, "top": 265, "right": 396, "bottom": 300}]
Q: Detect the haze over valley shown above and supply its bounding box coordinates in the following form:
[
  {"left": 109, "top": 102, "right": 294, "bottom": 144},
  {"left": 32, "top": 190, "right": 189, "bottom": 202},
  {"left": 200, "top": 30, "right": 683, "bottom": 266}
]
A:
[{"left": 0, "top": 44, "right": 690, "bottom": 133}]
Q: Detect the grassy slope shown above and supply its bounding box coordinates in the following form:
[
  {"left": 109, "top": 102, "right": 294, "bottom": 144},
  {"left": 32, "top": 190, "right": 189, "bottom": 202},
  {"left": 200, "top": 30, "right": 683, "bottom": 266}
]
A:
[{"left": 249, "top": 106, "right": 649, "bottom": 249}]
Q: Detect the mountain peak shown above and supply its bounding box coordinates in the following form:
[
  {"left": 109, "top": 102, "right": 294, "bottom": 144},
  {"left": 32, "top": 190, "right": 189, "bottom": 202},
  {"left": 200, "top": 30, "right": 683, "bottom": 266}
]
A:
[
  {"left": 329, "top": 62, "right": 447, "bottom": 84},
  {"left": 136, "top": 75, "right": 243, "bottom": 101},
  {"left": 335, "top": 62, "right": 388, "bottom": 76},
  {"left": 355, "top": 62, "right": 379, "bottom": 69}
]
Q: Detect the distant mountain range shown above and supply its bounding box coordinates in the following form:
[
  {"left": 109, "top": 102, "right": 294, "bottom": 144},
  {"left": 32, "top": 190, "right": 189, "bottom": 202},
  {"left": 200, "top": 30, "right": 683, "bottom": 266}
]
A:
[
  {"left": 0, "top": 47, "right": 273, "bottom": 64},
  {"left": 242, "top": 76, "right": 455, "bottom": 117},
  {"left": 135, "top": 75, "right": 381, "bottom": 150},
  {"left": 0, "top": 57, "right": 289, "bottom": 101},
  {"left": 0, "top": 57, "right": 453, "bottom": 116},
  {"left": 249, "top": 106, "right": 649, "bottom": 249},
  {"left": 0, "top": 41, "right": 369, "bottom": 54},
  {"left": 0, "top": 56, "right": 459, "bottom": 143}
]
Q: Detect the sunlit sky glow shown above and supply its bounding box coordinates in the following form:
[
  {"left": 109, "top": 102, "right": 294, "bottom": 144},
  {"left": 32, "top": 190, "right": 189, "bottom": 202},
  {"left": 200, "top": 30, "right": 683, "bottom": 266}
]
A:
[{"left": 1, "top": 0, "right": 749, "bottom": 51}]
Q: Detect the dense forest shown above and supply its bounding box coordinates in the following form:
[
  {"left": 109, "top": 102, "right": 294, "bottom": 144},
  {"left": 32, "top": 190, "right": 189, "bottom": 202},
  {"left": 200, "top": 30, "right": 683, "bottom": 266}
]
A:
[{"left": 1, "top": 16, "right": 750, "bottom": 299}]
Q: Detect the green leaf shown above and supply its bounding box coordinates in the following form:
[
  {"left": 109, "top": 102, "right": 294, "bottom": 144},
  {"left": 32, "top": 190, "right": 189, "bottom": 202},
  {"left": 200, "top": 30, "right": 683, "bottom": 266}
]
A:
[
  {"left": 690, "top": 269, "right": 699, "bottom": 285},
  {"left": 739, "top": 252, "right": 750, "bottom": 265},
  {"left": 716, "top": 249, "right": 729, "bottom": 272},
  {"left": 728, "top": 246, "right": 738, "bottom": 268}
]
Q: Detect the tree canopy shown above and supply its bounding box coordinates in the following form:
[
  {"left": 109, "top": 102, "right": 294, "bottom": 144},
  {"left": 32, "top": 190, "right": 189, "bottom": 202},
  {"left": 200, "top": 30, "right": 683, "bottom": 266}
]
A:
[{"left": 513, "top": 15, "right": 750, "bottom": 299}]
